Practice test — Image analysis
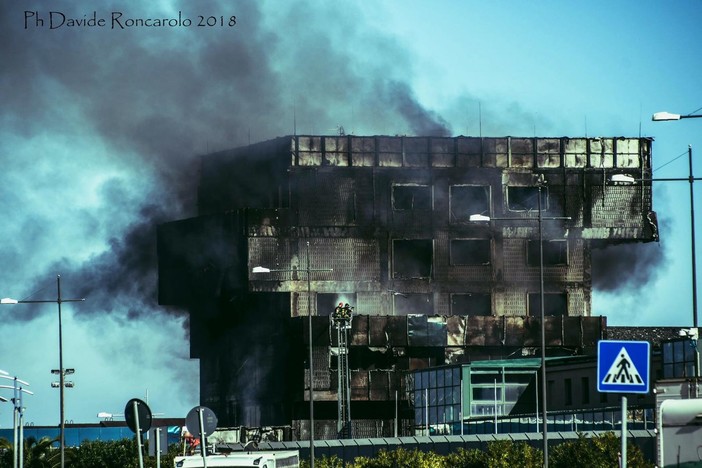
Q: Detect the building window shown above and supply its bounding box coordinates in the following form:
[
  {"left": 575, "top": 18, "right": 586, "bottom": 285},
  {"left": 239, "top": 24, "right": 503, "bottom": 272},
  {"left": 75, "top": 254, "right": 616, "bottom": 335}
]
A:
[
  {"left": 564, "top": 378, "right": 573, "bottom": 406},
  {"left": 527, "top": 240, "right": 568, "bottom": 266},
  {"left": 317, "top": 293, "right": 357, "bottom": 317},
  {"left": 451, "top": 293, "right": 491, "bottom": 316},
  {"left": 581, "top": 376, "right": 590, "bottom": 405},
  {"left": 507, "top": 186, "right": 548, "bottom": 211},
  {"left": 547, "top": 380, "right": 555, "bottom": 405},
  {"left": 470, "top": 373, "right": 502, "bottom": 417},
  {"left": 662, "top": 338, "right": 698, "bottom": 379},
  {"left": 450, "top": 239, "right": 491, "bottom": 265},
  {"left": 528, "top": 293, "right": 567, "bottom": 316},
  {"left": 412, "top": 367, "right": 462, "bottom": 432},
  {"left": 393, "top": 184, "right": 432, "bottom": 210},
  {"left": 468, "top": 370, "right": 535, "bottom": 418},
  {"left": 392, "top": 239, "right": 433, "bottom": 279},
  {"left": 394, "top": 293, "right": 433, "bottom": 315},
  {"left": 450, "top": 185, "right": 490, "bottom": 222}
]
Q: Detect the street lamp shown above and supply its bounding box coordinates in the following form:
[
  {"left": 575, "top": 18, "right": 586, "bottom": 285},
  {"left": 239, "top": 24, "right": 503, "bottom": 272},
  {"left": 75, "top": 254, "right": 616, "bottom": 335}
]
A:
[
  {"left": 0, "top": 376, "right": 33, "bottom": 468},
  {"left": 97, "top": 411, "right": 124, "bottom": 420},
  {"left": 650, "top": 110, "right": 702, "bottom": 327},
  {"left": 1, "top": 275, "right": 85, "bottom": 468},
  {"left": 652, "top": 112, "right": 702, "bottom": 121},
  {"left": 470, "top": 178, "right": 570, "bottom": 468},
  {"left": 252, "top": 241, "right": 332, "bottom": 468}
]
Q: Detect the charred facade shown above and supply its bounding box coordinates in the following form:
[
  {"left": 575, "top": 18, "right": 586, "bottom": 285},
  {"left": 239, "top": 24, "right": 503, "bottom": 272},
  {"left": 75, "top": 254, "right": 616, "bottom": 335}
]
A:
[{"left": 158, "top": 135, "right": 657, "bottom": 435}]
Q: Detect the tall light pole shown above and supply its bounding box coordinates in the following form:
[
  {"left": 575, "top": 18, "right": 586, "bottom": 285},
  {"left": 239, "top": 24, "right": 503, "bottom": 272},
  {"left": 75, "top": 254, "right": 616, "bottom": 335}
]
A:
[
  {"left": 652, "top": 110, "right": 702, "bottom": 327},
  {"left": 536, "top": 180, "right": 549, "bottom": 468},
  {"left": 252, "top": 241, "right": 332, "bottom": 468},
  {"left": 1, "top": 275, "right": 84, "bottom": 468},
  {"left": 470, "top": 176, "right": 570, "bottom": 468},
  {"left": 652, "top": 112, "right": 702, "bottom": 122},
  {"left": 0, "top": 374, "right": 32, "bottom": 468}
]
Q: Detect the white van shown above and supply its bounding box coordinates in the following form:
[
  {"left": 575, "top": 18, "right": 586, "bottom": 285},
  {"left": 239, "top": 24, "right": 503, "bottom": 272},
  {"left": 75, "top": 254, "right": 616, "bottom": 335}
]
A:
[{"left": 173, "top": 450, "right": 300, "bottom": 468}]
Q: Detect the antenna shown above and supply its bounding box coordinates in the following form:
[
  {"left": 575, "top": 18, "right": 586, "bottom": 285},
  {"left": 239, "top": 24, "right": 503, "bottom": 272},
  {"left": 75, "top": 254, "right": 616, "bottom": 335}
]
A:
[
  {"left": 293, "top": 101, "right": 297, "bottom": 136},
  {"left": 479, "top": 102, "right": 482, "bottom": 138},
  {"left": 351, "top": 106, "right": 355, "bottom": 135},
  {"left": 585, "top": 116, "right": 588, "bottom": 138}
]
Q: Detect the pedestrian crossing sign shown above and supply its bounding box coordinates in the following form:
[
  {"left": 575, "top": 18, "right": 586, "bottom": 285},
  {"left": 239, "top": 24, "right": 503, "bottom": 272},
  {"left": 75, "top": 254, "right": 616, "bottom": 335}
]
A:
[{"left": 597, "top": 340, "right": 650, "bottom": 394}]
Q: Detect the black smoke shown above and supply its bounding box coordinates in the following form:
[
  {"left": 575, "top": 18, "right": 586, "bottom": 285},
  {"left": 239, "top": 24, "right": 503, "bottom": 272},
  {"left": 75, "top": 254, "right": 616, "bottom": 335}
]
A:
[
  {"left": 1, "top": 0, "right": 453, "bottom": 323},
  {"left": 591, "top": 241, "right": 666, "bottom": 292},
  {"left": 0, "top": 0, "right": 457, "bottom": 424}
]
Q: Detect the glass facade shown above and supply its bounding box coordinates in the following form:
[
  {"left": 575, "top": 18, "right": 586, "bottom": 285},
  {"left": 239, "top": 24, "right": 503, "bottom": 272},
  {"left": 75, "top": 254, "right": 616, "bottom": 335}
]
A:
[
  {"left": 410, "top": 360, "right": 539, "bottom": 434},
  {"left": 662, "top": 338, "right": 699, "bottom": 378},
  {"left": 412, "top": 366, "right": 462, "bottom": 433},
  {"left": 409, "top": 362, "right": 656, "bottom": 436}
]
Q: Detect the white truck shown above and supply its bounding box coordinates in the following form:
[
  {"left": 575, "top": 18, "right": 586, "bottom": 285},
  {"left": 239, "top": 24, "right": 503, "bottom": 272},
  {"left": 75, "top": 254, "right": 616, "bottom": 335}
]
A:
[
  {"left": 173, "top": 450, "right": 300, "bottom": 468},
  {"left": 657, "top": 398, "right": 702, "bottom": 467}
]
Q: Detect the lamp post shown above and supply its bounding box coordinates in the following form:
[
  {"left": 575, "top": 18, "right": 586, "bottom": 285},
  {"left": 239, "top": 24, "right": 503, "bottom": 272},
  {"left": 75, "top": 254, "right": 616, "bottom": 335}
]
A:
[
  {"left": 0, "top": 376, "right": 33, "bottom": 468},
  {"left": 652, "top": 112, "right": 702, "bottom": 122},
  {"left": 252, "top": 241, "right": 332, "bottom": 468},
  {"left": 651, "top": 110, "right": 702, "bottom": 327},
  {"left": 97, "top": 411, "right": 125, "bottom": 420},
  {"left": 1, "top": 275, "right": 85, "bottom": 468},
  {"left": 470, "top": 177, "right": 570, "bottom": 468}
]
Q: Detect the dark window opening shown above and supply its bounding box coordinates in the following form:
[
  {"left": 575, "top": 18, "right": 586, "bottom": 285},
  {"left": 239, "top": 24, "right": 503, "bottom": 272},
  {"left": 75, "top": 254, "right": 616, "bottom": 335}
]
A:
[
  {"left": 451, "top": 293, "right": 491, "bottom": 316},
  {"left": 547, "top": 380, "right": 555, "bottom": 405},
  {"left": 565, "top": 378, "right": 573, "bottom": 406},
  {"left": 317, "top": 293, "right": 357, "bottom": 317},
  {"left": 527, "top": 240, "right": 568, "bottom": 266},
  {"left": 528, "top": 293, "right": 567, "bottom": 316},
  {"left": 472, "top": 387, "right": 501, "bottom": 400},
  {"left": 393, "top": 185, "right": 432, "bottom": 210},
  {"left": 451, "top": 239, "right": 491, "bottom": 265},
  {"left": 394, "top": 293, "right": 433, "bottom": 315},
  {"left": 581, "top": 376, "right": 590, "bottom": 405},
  {"left": 332, "top": 347, "right": 396, "bottom": 371},
  {"left": 393, "top": 239, "right": 433, "bottom": 279},
  {"left": 450, "top": 185, "right": 490, "bottom": 222},
  {"left": 507, "top": 186, "right": 548, "bottom": 211}
]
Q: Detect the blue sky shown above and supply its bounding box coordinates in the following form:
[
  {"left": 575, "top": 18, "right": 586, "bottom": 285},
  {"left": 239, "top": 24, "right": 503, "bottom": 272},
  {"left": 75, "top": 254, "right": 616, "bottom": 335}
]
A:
[{"left": 1, "top": 0, "right": 701, "bottom": 427}]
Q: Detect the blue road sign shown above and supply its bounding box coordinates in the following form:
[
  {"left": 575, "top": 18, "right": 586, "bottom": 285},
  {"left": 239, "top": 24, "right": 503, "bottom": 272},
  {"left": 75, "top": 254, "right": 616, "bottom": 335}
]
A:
[{"left": 597, "top": 340, "right": 650, "bottom": 394}]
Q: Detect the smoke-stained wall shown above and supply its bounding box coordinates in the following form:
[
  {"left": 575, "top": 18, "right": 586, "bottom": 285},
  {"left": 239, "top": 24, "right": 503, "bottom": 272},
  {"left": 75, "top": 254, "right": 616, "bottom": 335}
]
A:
[{"left": 158, "top": 134, "right": 657, "bottom": 430}]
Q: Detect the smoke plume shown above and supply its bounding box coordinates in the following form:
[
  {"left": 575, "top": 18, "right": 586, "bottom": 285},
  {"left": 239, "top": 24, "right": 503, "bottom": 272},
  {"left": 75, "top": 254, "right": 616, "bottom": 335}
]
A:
[
  {"left": 1, "top": 0, "right": 451, "bottom": 318},
  {"left": 591, "top": 242, "right": 666, "bottom": 292},
  {"left": 0, "top": 0, "right": 455, "bottom": 423}
]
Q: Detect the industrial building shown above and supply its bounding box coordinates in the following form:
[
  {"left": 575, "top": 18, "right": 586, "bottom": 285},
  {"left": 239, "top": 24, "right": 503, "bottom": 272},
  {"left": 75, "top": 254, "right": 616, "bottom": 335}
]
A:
[{"left": 157, "top": 135, "right": 658, "bottom": 438}]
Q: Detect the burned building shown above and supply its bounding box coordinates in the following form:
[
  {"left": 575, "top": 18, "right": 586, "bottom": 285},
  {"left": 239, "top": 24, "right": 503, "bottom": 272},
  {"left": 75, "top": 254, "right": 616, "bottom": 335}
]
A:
[{"left": 157, "top": 135, "right": 657, "bottom": 436}]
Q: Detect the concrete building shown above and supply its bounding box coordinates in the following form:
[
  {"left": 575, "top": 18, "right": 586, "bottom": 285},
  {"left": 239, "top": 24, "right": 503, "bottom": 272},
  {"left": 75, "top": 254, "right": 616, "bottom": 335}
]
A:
[{"left": 157, "top": 135, "right": 657, "bottom": 438}]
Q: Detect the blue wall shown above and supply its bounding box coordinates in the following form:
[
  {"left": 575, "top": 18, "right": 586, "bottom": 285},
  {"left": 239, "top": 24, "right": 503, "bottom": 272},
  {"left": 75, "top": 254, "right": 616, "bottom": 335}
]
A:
[{"left": 0, "top": 425, "right": 181, "bottom": 447}]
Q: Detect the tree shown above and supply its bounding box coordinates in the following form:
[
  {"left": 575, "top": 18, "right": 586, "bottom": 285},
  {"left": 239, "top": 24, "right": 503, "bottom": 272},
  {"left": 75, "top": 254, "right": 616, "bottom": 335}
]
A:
[
  {"left": 69, "top": 437, "right": 183, "bottom": 468},
  {"left": 15, "top": 436, "right": 61, "bottom": 468},
  {"left": 483, "top": 440, "right": 542, "bottom": 468},
  {"left": 550, "top": 432, "right": 653, "bottom": 468},
  {"left": 350, "top": 447, "right": 446, "bottom": 468},
  {"left": 69, "top": 438, "right": 137, "bottom": 468},
  {"left": 0, "top": 436, "right": 61, "bottom": 468},
  {"left": 0, "top": 437, "right": 14, "bottom": 468},
  {"left": 443, "top": 447, "right": 487, "bottom": 468}
]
